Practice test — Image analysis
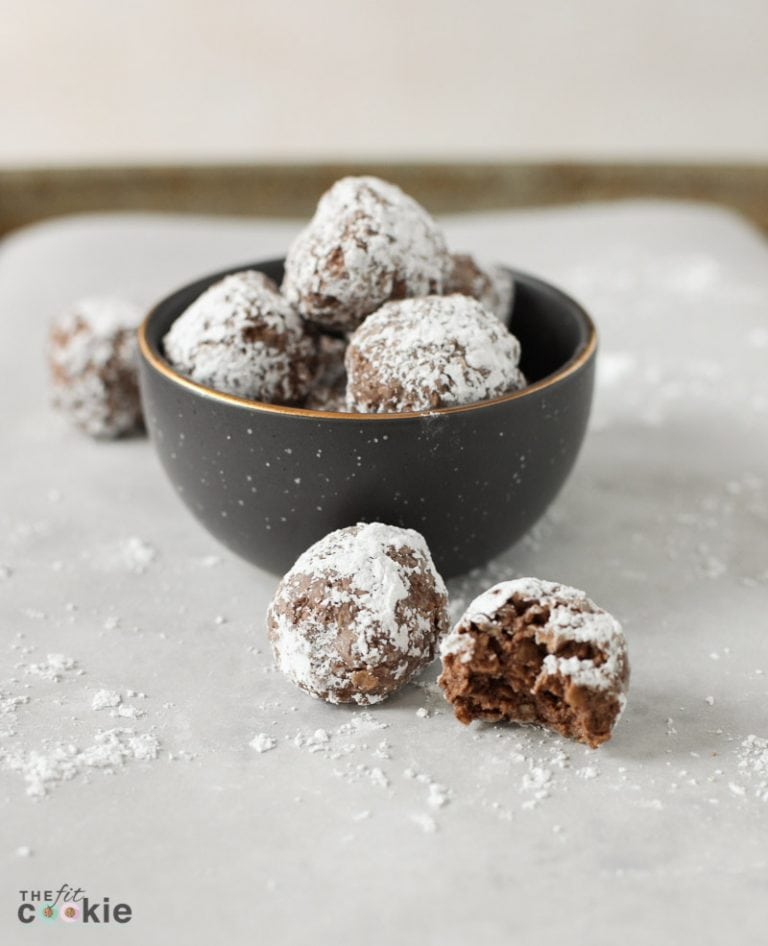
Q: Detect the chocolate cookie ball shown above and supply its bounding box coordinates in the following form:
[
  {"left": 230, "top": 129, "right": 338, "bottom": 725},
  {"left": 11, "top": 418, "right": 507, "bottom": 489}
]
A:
[
  {"left": 303, "top": 334, "right": 348, "bottom": 412},
  {"left": 267, "top": 522, "right": 448, "bottom": 705},
  {"left": 163, "top": 270, "right": 317, "bottom": 404},
  {"left": 282, "top": 176, "right": 452, "bottom": 333},
  {"left": 438, "top": 578, "right": 629, "bottom": 748},
  {"left": 446, "top": 253, "right": 515, "bottom": 323},
  {"left": 49, "top": 297, "right": 144, "bottom": 439},
  {"left": 345, "top": 295, "right": 525, "bottom": 413}
]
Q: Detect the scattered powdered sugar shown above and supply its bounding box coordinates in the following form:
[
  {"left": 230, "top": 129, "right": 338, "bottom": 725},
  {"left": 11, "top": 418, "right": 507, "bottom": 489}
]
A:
[
  {"left": 111, "top": 701, "right": 145, "bottom": 719},
  {"left": 403, "top": 767, "right": 453, "bottom": 815},
  {"left": 1, "top": 729, "right": 160, "bottom": 798},
  {"left": 91, "top": 688, "right": 122, "bottom": 710},
  {"left": 735, "top": 735, "right": 768, "bottom": 801},
  {"left": 521, "top": 765, "right": 552, "bottom": 808},
  {"left": 410, "top": 813, "right": 438, "bottom": 834},
  {"left": 3, "top": 614, "right": 764, "bottom": 846},
  {"left": 0, "top": 693, "right": 29, "bottom": 737},
  {"left": 345, "top": 294, "right": 524, "bottom": 413},
  {"left": 119, "top": 536, "right": 156, "bottom": 574},
  {"left": 22, "top": 607, "right": 46, "bottom": 621},
  {"left": 335, "top": 712, "right": 389, "bottom": 739},
  {"left": 426, "top": 782, "right": 451, "bottom": 808},
  {"left": 333, "top": 763, "right": 390, "bottom": 789},
  {"left": 2, "top": 647, "right": 162, "bottom": 798},
  {"left": 23, "top": 654, "right": 78, "bottom": 682},
  {"left": 576, "top": 765, "right": 599, "bottom": 780},
  {"left": 1, "top": 693, "right": 29, "bottom": 715},
  {"left": 288, "top": 713, "right": 390, "bottom": 765},
  {"left": 250, "top": 733, "right": 278, "bottom": 753},
  {"left": 163, "top": 270, "right": 316, "bottom": 403},
  {"left": 368, "top": 766, "right": 389, "bottom": 788},
  {"left": 293, "top": 728, "right": 332, "bottom": 752},
  {"left": 282, "top": 176, "right": 451, "bottom": 332}
]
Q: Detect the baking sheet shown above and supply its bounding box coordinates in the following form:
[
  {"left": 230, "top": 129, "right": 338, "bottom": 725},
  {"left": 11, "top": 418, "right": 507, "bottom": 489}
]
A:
[{"left": 0, "top": 202, "right": 766, "bottom": 945}]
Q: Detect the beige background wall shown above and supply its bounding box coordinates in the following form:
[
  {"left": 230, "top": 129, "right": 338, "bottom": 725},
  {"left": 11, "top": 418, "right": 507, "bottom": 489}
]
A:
[{"left": 1, "top": 0, "right": 766, "bottom": 166}]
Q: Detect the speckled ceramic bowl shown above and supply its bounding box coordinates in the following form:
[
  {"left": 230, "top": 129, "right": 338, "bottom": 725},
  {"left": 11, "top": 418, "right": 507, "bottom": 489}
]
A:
[{"left": 137, "top": 259, "right": 596, "bottom": 579}]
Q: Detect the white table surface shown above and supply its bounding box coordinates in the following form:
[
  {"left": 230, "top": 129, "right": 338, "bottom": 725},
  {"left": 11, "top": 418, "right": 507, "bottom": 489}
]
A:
[{"left": 0, "top": 202, "right": 766, "bottom": 945}]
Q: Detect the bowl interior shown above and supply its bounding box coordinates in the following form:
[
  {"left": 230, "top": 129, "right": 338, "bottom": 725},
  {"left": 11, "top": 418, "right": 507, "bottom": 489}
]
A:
[{"left": 142, "top": 260, "right": 593, "bottom": 404}]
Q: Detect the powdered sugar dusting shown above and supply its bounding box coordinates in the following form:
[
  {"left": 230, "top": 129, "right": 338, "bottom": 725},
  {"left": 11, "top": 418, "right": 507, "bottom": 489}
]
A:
[
  {"left": 345, "top": 294, "right": 524, "bottom": 413},
  {"left": 267, "top": 522, "right": 447, "bottom": 705},
  {"left": 50, "top": 297, "right": 141, "bottom": 381},
  {"left": 439, "top": 632, "right": 475, "bottom": 664},
  {"left": 446, "top": 253, "right": 516, "bottom": 323},
  {"left": 121, "top": 536, "right": 156, "bottom": 573},
  {"left": 410, "top": 813, "right": 438, "bottom": 833},
  {"left": 1, "top": 729, "right": 160, "bottom": 798},
  {"left": 1, "top": 638, "right": 167, "bottom": 800},
  {"left": 250, "top": 733, "right": 278, "bottom": 753},
  {"left": 163, "top": 270, "right": 316, "bottom": 403},
  {"left": 91, "top": 688, "right": 122, "bottom": 710},
  {"left": 736, "top": 735, "right": 768, "bottom": 801},
  {"left": 48, "top": 296, "right": 143, "bottom": 438},
  {"left": 442, "top": 577, "right": 628, "bottom": 704},
  {"left": 24, "top": 654, "right": 78, "bottom": 682},
  {"left": 57, "top": 297, "right": 141, "bottom": 340},
  {"left": 282, "top": 176, "right": 451, "bottom": 332}
]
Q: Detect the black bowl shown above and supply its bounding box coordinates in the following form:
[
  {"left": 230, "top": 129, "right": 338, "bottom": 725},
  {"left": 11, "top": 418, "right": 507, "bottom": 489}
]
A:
[{"left": 137, "top": 259, "right": 596, "bottom": 579}]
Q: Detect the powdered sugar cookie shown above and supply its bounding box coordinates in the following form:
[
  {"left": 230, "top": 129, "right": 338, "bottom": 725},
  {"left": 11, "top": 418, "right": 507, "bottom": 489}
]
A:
[
  {"left": 49, "top": 297, "right": 144, "bottom": 439},
  {"left": 163, "top": 270, "right": 316, "bottom": 404},
  {"left": 282, "top": 176, "right": 451, "bottom": 333},
  {"left": 303, "top": 334, "right": 348, "bottom": 412},
  {"left": 345, "top": 294, "right": 524, "bottom": 413},
  {"left": 446, "top": 253, "right": 515, "bottom": 323},
  {"left": 267, "top": 522, "right": 448, "bottom": 705}
]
